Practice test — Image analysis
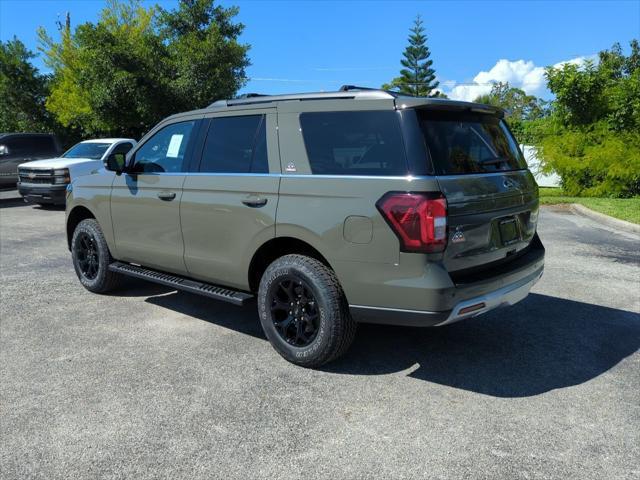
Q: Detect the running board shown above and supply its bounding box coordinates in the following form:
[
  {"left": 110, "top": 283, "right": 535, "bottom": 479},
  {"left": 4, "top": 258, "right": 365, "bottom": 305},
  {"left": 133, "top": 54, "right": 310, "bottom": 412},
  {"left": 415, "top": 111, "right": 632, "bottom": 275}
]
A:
[{"left": 108, "top": 262, "right": 254, "bottom": 306}]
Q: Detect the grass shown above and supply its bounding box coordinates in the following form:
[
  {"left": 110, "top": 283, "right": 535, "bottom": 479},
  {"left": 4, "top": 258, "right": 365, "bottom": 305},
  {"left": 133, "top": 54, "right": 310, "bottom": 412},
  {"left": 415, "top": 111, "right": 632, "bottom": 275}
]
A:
[{"left": 539, "top": 187, "right": 640, "bottom": 224}]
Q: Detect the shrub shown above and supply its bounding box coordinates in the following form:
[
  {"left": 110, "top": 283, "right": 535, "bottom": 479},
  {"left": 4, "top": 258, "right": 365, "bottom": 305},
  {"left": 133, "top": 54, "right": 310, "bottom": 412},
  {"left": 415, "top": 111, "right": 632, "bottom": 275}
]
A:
[{"left": 540, "top": 122, "right": 640, "bottom": 197}]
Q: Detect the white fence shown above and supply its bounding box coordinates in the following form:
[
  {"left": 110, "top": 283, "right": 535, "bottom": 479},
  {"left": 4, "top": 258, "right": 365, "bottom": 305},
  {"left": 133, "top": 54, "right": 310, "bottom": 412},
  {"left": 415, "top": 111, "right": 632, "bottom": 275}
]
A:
[{"left": 520, "top": 144, "right": 561, "bottom": 188}]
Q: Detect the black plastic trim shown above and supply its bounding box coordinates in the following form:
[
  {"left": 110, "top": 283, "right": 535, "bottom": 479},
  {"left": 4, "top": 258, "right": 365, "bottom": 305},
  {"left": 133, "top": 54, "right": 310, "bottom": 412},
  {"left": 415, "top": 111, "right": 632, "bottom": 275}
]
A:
[
  {"left": 18, "top": 183, "right": 67, "bottom": 204},
  {"left": 398, "top": 109, "right": 433, "bottom": 176},
  {"left": 449, "top": 233, "right": 545, "bottom": 285},
  {"left": 350, "top": 305, "right": 450, "bottom": 327},
  {"left": 108, "top": 262, "right": 254, "bottom": 306}
]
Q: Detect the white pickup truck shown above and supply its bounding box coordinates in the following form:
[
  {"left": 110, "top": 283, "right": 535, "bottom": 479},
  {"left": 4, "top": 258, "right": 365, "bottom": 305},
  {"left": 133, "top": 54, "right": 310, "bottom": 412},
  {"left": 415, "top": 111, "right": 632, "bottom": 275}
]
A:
[{"left": 17, "top": 138, "right": 136, "bottom": 206}]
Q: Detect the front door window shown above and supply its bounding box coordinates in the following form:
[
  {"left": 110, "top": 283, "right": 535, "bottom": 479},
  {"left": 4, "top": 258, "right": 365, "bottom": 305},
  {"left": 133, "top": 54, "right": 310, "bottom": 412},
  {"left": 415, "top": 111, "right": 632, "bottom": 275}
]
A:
[{"left": 132, "top": 121, "right": 196, "bottom": 173}]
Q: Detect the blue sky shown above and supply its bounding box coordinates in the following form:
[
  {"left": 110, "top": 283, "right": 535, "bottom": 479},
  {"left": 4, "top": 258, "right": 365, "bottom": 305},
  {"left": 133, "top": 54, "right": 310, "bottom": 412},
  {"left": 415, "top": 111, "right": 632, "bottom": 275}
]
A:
[{"left": 1, "top": 0, "right": 638, "bottom": 100}]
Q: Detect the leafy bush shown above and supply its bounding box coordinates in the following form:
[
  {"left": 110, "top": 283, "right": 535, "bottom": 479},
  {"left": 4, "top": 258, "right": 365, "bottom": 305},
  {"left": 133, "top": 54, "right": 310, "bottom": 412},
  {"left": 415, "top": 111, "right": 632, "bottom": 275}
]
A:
[
  {"left": 539, "top": 40, "right": 640, "bottom": 198},
  {"left": 540, "top": 122, "right": 640, "bottom": 197}
]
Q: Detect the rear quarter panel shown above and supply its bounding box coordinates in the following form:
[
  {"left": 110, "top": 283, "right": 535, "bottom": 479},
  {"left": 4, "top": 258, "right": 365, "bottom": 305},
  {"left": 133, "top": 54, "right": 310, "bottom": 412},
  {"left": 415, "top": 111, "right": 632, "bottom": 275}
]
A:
[{"left": 276, "top": 101, "right": 444, "bottom": 306}]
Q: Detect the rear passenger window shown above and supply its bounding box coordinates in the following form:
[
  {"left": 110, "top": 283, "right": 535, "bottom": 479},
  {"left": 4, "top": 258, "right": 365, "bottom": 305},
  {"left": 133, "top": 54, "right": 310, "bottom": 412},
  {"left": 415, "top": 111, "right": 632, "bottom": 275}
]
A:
[
  {"left": 200, "top": 115, "right": 267, "bottom": 173},
  {"left": 300, "top": 111, "right": 408, "bottom": 176}
]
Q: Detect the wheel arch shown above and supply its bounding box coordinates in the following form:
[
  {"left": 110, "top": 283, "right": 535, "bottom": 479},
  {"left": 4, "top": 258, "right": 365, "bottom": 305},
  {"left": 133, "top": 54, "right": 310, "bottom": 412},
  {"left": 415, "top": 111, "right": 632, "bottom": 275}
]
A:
[
  {"left": 66, "top": 205, "right": 96, "bottom": 250},
  {"left": 248, "top": 236, "right": 333, "bottom": 293}
]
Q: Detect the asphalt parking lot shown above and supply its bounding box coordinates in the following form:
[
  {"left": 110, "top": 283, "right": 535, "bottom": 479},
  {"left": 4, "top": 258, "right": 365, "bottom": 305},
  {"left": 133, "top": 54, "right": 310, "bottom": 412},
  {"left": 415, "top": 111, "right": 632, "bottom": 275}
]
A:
[{"left": 1, "top": 192, "right": 639, "bottom": 480}]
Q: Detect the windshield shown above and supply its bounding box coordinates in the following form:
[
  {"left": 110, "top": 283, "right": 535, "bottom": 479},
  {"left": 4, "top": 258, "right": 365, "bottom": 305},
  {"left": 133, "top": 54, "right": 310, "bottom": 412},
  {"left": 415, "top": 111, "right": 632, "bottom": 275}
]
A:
[
  {"left": 418, "top": 110, "right": 527, "bottom": 175},
  {"left": 62, "top": 142, "right": 111, "bottom": 160}
]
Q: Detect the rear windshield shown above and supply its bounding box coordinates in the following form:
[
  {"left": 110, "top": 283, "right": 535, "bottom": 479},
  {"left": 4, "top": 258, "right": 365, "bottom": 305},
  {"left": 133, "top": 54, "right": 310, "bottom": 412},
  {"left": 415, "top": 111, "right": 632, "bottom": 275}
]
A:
[
  {"left": 418, "top": 110, "right": 527, "bottom": 175},
  {"left": 300, "top": 111, "right": 408, "bottom": 176}
]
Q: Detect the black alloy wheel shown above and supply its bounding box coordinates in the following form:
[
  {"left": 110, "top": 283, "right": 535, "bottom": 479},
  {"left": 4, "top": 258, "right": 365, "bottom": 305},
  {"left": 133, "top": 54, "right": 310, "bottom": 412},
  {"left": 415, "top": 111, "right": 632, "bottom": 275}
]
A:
[
  {"left": 269, "top": 276, "right": 320, "bottom": 347},
  {"left": 74, "top": 231, "right": 100, "bottom": 280},
  {"left": 71, "top": 218, "right": 122, "bottom": 293}
]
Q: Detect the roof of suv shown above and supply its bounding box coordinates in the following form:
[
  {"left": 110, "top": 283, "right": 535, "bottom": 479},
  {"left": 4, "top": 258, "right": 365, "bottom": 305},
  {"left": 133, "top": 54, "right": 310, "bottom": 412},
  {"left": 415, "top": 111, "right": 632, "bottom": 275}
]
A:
[
  {"left": 162, "top": 86, "right": 504, "bottom": 124},
  {"left": 205, "top": 86, "right": 504, "bottom": 116}
]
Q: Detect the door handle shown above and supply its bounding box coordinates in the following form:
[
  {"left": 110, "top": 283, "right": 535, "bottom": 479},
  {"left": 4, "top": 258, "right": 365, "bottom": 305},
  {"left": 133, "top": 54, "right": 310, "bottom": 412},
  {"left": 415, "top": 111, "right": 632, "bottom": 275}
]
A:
[
  {"left": 242, "top": 197, "right": 268, "bottom": 208},
  {"left": 157, "top": 191, "right": 176, "bottom": 201}
]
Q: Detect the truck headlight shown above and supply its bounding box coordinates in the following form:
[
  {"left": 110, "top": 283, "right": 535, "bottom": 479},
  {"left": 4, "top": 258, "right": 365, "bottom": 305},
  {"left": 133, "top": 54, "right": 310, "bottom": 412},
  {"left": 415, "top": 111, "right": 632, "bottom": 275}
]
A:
[{"left": 53, "top": 168, "right": 71, "bottom": 184}]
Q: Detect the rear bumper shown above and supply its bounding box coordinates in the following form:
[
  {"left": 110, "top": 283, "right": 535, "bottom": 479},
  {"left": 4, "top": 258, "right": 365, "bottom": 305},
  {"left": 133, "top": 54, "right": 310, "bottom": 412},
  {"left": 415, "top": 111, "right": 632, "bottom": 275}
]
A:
[
  {"left": 349, "top": 235, "right": 545, "bottom": 327},
  {"left": 435, "top": 266, "right": 543, "bottom": 326},
  {"left": 350, "top": 265, "right": 542, "bottom": 327},
  {"left": 18, "top": 183, "right": 67, "bottom": 205}
]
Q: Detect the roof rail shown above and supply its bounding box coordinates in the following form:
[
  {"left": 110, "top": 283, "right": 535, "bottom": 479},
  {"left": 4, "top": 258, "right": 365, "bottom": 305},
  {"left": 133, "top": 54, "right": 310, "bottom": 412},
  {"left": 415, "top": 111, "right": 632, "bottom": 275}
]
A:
[
  {"left": 208, "top": 88, "right": 395, "bottom": 108},
  {"left": 339, "top": 85, "right": 401, "bottom": 98},
  {"left": 236, "top": 93, "right": 267, "bottom": 99}
]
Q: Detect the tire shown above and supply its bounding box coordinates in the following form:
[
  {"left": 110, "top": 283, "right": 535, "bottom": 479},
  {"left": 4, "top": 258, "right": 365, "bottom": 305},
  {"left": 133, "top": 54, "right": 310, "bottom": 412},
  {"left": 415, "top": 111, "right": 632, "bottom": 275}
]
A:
[
  {"left": 71, "top": 218, "right": 122, "bottom": 293},
  {"left": 257, "top": 254, "right": 357, "bottom": 367}
]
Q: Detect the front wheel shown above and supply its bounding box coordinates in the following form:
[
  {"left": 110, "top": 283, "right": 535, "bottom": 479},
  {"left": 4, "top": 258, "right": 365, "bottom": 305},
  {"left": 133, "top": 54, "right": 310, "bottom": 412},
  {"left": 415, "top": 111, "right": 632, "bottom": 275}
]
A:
[
  {"left": 257, "top": 254, "right": 356, "bottom": 367},
  {"left": 71, "top": 218, "right": 122, "bottom": 293}
]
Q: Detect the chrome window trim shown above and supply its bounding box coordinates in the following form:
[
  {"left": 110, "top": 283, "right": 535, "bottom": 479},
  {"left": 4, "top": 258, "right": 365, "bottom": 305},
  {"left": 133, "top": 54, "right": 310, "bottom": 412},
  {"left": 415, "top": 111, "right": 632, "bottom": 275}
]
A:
[
  {"left": 128, "top": 172, "right": 437, "bottom": 180},
  {"left": 435, "top": 170, "right": 529, "bottom": 180}
]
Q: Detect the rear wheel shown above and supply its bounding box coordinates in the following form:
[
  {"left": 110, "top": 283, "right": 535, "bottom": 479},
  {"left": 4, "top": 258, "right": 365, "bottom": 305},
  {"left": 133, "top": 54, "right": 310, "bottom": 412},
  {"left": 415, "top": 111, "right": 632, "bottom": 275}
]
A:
[
  {"left": 71, "top": 219, "right": 122, "bottom": 293},
  {"left": 257, "top": 254, "right": 356, "bottom": 367}
]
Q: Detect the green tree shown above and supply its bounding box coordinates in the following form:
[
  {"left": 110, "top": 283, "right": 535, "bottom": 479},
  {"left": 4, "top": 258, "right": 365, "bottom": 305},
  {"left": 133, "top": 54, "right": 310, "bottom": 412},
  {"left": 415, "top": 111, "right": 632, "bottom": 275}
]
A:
[
  {"left": 473, "top": 82, "right": 546, "bottom": 121},
  {"left": 544, "top": 59, "right": 607, "bottom": 126},
  {"left": 158, "top": 0, "right": 250, "bottom": 112},
  {"left": 383, "top": 15, "right": 440, "bottom": 97},
  {"left": 539, "top": 40, "right": 640, "bottom": 197},
  {"left": 0, "top": 38, "right": 52, "bottom": 132},
  {"left": 473, "top": 82, "right": 547, "bottom": 143},
  {"left": 39, "top": 0, "right": 250, "bottom": 138}
]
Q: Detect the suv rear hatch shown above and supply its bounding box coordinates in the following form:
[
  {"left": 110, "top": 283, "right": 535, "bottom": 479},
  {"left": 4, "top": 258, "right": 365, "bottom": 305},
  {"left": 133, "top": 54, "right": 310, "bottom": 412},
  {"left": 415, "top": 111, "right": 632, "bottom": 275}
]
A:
[{"left": 416, "top": 108, "right": 540, "bottom": 279}]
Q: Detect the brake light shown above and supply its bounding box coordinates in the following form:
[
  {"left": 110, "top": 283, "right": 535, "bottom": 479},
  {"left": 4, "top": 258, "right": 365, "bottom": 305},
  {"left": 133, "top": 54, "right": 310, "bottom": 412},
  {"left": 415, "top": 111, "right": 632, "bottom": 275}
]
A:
[{"left": 376, "top": 192, "right": 447, "bottom": 253}]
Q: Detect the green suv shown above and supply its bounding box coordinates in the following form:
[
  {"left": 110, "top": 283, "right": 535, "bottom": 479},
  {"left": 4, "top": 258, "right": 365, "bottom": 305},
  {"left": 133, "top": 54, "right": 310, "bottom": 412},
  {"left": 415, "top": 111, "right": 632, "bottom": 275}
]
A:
[{"left": 66, "top": 86, "right": 545, "bottom": 367}]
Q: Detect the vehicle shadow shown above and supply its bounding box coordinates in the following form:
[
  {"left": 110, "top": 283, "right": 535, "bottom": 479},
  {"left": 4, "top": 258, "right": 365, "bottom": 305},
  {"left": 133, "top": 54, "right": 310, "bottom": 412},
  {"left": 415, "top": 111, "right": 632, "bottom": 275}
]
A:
[
  {"left": 138, "top": 285, "right": 639, "bottom": 398},
  {"left": 0, "top": 196, "right": 27, "bottom": 208},
  {"left": 144, "top": 289, "right": 264, "bottom": 339},
  {"left": 110, "top": 277, "right": 177, "bottom": 298},
  {"left": 327, "top": 293, "right": 640, "bottom": 397},
  {"left": 34, "top": 204, "right": 65, "bottom": 211}
]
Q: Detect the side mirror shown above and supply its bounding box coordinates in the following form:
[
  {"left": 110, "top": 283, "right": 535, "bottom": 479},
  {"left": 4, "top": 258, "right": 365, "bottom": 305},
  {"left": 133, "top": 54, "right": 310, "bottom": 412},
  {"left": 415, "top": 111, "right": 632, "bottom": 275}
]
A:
[
  {"left": 105, "top": 152, "right": 126, "bottom": 174},
  {"left": 0, "top": 145, "right": 9, "bottom": 156}
]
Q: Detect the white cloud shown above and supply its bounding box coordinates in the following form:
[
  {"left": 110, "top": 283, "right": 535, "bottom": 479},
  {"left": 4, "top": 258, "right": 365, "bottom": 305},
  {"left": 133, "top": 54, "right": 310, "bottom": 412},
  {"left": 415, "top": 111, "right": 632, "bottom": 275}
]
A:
[{"left": 446, "top": 56, "right": 595, "bottom": 102}]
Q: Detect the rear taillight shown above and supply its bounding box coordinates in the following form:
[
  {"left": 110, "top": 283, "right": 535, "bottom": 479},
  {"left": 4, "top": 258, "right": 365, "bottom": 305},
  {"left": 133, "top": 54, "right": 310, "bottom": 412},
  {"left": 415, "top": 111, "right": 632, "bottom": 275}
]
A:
[{"left": 376, "top": 192, "right": 447, "bottom": 253}]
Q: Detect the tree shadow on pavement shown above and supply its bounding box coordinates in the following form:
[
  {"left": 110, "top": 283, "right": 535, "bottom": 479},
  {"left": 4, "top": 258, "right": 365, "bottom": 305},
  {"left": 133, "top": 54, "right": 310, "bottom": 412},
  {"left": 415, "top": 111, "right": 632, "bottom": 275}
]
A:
[
  {"left": 326, "top": 293, "right": 640, "bottom": 397},
  {"left": 137, "top": 285, "right": 639, "bottom": 398}
]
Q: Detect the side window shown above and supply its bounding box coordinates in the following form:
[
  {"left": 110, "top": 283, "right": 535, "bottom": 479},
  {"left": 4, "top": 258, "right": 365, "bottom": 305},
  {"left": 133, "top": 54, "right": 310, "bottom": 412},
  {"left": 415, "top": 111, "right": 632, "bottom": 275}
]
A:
[
  {"left": 299, "top": 111, "right": 408, "bottom": 176},
  {"left": 5, "top": 137, "right": 32, "bottom": 156},
  {"left": 112, "top": 142, "right": 134, "bottom": 155},
  {"left": 200, "top": 115, "right": 267, "bottom": 173},
  {"left": 30, "top": 136, "right": 57, "bottom": 154},
  {"left": 133, "top": 121, "right": 195, "bottom": 173},
  {"left": 4, "top": 138, "right": 22, "bottom": 155}
]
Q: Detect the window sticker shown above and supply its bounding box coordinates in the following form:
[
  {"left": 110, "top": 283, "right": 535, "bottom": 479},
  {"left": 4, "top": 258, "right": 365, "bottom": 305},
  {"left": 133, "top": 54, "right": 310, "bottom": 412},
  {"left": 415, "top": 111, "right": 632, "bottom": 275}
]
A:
[{"left": 166, "top": 134, "right": 184, "bottom": 158}]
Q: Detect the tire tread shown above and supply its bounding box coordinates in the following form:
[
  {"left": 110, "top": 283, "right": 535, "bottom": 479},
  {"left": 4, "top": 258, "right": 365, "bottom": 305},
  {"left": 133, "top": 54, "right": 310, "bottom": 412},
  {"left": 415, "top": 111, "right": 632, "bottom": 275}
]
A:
[{"left": 258, "top": 254, "right": 356, "bottom": 367}]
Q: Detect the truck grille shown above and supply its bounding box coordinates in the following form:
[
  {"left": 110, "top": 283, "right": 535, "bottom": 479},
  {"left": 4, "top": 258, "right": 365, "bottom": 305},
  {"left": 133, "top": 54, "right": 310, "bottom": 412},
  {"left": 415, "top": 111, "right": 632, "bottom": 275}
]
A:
[{"left": 18, "top": 168, "right": 55, "bottom": 185}]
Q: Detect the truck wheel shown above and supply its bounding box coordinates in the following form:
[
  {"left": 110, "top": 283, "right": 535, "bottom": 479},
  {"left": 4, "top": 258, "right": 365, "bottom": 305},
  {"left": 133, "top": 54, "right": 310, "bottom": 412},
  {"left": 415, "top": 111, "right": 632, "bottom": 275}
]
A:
[
  {"left": 71, "top": 218, "right": 122, "bottom": 293},
  {"left": 257, "top": 254, "right": 357, "bottom": 367}
]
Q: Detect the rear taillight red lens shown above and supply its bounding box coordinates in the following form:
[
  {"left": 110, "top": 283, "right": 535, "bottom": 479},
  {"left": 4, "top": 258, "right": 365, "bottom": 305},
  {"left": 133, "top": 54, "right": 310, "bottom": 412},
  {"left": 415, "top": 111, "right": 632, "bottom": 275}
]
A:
[{"left": 376, "top": 192, "right": 447, "bottom": 253}]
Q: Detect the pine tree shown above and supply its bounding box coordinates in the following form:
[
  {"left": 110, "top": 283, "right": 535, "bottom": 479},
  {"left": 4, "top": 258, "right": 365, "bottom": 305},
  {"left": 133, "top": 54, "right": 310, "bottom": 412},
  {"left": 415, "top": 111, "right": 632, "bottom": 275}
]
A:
[{"left": 383, "top": 15, "right": 440, "bottom": 97}]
